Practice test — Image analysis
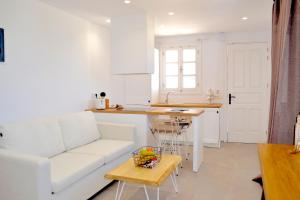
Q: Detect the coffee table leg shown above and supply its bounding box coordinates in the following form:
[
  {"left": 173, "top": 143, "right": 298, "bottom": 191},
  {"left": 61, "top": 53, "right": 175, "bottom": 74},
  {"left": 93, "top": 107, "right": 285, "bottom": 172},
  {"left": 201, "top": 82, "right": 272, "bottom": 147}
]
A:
[
  {"left": 170, "top": 172, "right": 178, "bottom": 193},
  {"left": 118, "top": 182, "right": 126, "bottom": 200},
  {"left": 115, "top": 181, "right": 126, "bottom": 200},
  {"left": 115, "top": 181, "right": 120, "bottom": 200},
  {"left": 157, "top": 187, "right": 160, "bottom": 200},
  {"left": 143, "top": 185, "right": 150, "bottom": 200}
]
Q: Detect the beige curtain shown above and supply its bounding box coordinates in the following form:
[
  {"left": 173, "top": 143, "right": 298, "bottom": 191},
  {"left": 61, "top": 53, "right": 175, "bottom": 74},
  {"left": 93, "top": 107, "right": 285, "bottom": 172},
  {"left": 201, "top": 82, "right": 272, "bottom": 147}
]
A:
[{"left": 268, "top": 0, "right": 300, "bottom": 144}]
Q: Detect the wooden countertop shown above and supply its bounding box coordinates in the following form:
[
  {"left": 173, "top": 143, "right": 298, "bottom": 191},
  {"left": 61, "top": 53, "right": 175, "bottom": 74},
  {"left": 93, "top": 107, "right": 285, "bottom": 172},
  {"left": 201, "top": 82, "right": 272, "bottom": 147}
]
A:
[
  {"left": 151, "top": 103, "right": 223, "bottom": 108},
  {"left": 258, "top": 144, "right": 300, "bottom": 200},
  {"left": 89, "top": 107, "right": 205, "bottom": 117}
]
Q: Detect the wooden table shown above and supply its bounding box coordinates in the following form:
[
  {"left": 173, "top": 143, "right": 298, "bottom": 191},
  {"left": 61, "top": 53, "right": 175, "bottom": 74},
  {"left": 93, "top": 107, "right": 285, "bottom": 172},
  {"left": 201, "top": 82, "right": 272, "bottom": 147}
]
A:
[
  {"left": 105, "top": 154, "right": 182, "bottom": 200},
  {"left": 258, "top": 144, "right": 300, "bottom": 200}
]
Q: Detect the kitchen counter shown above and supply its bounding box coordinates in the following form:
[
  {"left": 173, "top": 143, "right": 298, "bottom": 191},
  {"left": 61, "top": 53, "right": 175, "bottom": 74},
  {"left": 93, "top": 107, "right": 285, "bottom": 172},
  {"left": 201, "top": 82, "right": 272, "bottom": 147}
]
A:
[
  {"left": 151, "top": 103, "right": 223, "bottom": 108},
  {"left": 89, "top": 107, "right": 204, "bottom": 117},
  {"left": 90, "top": 106, "right": 205, "bottom": 172}
]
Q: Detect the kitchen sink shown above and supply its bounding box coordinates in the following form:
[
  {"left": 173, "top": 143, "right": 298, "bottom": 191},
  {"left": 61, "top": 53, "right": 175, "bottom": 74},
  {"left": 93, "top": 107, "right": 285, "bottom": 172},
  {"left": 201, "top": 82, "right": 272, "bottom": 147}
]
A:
[{"left": 168, "top": 108, "right": 189, "bottom": 112}]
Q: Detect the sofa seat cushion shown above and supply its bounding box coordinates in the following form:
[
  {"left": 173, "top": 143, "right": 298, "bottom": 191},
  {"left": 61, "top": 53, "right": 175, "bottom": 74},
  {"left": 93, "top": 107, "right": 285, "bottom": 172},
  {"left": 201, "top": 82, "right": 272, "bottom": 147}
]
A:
[
  {"left": 58, "top": 111, "right": 100, "bottom": 150},
  {"left": 69, "top": 139, "right": 134, "bottom": 164},
  {"left": 0, "top": 119, "right": 65, "bottom": 158},
  {"left": 50, "top": 152, "right": 105, "bottom": 193}
]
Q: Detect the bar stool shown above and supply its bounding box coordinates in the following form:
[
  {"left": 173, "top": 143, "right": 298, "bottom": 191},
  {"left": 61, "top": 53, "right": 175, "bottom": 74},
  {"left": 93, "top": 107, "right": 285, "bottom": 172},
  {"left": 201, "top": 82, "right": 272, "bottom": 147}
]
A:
[
  {"left": 175, "top": 116, "right": 192, "bottom": 161},
  {"left": 149, "top": 116, "right": 181, "bottom": 155},
  {"left": 149, "top": 116, "right": 192, "bottom": 170}
]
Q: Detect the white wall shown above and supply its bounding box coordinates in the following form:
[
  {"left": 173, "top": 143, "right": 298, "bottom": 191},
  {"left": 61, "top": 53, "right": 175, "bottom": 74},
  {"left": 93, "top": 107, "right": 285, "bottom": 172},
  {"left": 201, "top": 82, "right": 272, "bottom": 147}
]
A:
[
  {"left": 0, "top": 0, "right": 112, "bottom": 122},
  {"left": 155, "top": 30, "right": 271, "bottom": 104}
]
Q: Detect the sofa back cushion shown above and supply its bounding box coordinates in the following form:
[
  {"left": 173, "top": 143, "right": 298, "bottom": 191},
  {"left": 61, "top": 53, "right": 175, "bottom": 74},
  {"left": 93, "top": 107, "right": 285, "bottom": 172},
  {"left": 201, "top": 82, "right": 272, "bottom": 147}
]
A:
[
  {"left": 0, "top": 119, "right": 65, "bottom": 158},
  {"left": 58, "top": 111, "right": 100, "bottom": 150}
]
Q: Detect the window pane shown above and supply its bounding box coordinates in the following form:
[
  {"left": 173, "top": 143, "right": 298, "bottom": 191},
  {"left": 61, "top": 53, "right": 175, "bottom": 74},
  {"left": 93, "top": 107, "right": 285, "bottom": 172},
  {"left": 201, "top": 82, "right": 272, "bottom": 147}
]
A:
[
  {"left": 166, "top": 76, "right": 178, "bottom": 89},
  {"left": 183, "top": 76, "right": 196, "bottom": 88},
  {"left": 183, "top": 63, "right": 196, "bottom": 75},
  {"left": 166, "top": 63, "right": 178, "bottom": 75},
  {"left": 165, "top": 50, "right": 178, "bottom": 62},
  {"left": 183, "top": 49, "right": 196, "bottom": 62}
]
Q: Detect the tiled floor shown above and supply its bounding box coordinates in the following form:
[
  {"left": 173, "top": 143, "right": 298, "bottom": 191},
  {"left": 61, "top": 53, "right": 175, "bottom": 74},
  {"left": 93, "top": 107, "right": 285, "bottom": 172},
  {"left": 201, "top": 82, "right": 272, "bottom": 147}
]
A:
[{"left": 93, "top": 143, "right": 262, "bottom": 200}]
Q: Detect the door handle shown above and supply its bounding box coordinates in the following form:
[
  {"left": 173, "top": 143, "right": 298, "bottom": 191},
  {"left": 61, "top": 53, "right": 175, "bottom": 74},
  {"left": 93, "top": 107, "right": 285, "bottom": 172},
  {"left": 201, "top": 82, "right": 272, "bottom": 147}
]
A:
[{"left": 229, "top": 93, "right": 236, "bottom": 105}]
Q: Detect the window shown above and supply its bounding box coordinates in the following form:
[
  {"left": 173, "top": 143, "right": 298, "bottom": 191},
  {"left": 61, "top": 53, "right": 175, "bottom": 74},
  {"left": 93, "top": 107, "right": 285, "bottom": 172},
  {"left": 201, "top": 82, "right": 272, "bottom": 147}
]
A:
[{"left": 161, "top": 47, "right": 200, "bottom": 92}]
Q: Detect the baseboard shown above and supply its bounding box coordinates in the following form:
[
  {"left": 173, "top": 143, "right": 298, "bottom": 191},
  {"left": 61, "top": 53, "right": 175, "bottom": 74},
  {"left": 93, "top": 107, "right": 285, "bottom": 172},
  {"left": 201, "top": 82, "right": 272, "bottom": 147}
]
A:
[{"left": 228, "top": 132, "right": 267, "bottom": 143}]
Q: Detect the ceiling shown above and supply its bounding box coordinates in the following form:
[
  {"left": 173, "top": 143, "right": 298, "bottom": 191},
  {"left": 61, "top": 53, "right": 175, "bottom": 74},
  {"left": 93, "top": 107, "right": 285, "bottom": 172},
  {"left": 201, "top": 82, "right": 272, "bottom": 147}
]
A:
[{"left": 40, "top": 0, "right": 273, "bottom": 36}]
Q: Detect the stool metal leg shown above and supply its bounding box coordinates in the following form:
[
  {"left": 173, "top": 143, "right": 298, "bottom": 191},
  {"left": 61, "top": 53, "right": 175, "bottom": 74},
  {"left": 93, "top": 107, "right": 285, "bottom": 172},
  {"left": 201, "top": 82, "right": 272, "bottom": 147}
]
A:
[
  {"left": 143, "top": 185, "right": 150, "bottom": 200},
  {"left": 181, "top": 128, "right": 189, "bottom": 161},
  {"left": 176, "top": 135, "right": 183, "bottom": 169},
  {"left": 157, "top": 187, "right": 160, "bottom": 200},
  {"left": 170, "top": 172, "right": 178, "bottom": 193}
]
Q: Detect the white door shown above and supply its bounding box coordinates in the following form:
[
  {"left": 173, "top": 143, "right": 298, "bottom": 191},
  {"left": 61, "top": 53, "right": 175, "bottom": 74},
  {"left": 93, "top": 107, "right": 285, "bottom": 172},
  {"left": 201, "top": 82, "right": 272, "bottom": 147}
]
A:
[{"left": 227, "top": 43, "right": 270, "bottom": 143}]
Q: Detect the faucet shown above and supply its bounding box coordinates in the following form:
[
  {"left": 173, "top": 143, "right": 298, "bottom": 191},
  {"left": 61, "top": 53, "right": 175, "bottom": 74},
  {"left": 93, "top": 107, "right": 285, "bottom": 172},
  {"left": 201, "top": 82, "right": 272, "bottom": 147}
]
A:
[{"left": 165, "top": 92, "right": 173, "bottom": 104}]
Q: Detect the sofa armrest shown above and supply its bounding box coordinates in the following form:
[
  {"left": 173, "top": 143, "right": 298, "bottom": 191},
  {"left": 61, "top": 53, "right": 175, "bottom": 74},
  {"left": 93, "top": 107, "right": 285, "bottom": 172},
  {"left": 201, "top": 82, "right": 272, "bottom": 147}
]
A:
[
  {"left": 0, "top": 149, "right": 51, "bottom": 200},
  {"left": 97, "top": 122, "right": 136, "bottom": 142}
]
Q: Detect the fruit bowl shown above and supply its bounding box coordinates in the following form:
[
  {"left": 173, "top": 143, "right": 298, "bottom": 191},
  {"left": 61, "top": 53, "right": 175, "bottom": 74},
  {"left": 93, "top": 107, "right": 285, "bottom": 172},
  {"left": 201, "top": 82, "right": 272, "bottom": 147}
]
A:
[{"left": 132, "top": 146, "right": 162, "bottom": 168}]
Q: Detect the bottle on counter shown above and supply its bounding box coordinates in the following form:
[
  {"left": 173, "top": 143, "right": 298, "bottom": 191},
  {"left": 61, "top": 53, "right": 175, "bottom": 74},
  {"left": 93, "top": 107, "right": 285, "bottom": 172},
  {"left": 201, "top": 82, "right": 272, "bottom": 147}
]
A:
[
  {"left": 105, "top": 98, "right": 110, "bottom": 109},
  {"left": 98, "top": 92, "right": 106, "bottom": 110}
]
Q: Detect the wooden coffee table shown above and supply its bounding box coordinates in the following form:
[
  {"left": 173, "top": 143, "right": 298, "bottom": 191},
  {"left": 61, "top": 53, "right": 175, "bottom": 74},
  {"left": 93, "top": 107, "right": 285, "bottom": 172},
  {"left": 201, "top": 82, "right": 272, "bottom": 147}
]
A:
[{"left": 105, "top": 154, "right": 182, "bottom": 200}]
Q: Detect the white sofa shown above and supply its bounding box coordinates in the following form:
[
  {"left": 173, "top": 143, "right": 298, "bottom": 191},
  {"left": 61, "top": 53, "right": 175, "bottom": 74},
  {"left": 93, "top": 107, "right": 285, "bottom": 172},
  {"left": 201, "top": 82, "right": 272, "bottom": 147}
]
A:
[{"left": 0, "top": 111, "right": 136, "bottom": 200}]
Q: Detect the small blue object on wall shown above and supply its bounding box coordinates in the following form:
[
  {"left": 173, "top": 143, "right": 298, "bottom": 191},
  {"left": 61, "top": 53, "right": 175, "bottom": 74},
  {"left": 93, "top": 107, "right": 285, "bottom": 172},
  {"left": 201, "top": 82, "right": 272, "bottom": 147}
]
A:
[{"left": 0, "top": 28, "right": 4, "bottom": 62}]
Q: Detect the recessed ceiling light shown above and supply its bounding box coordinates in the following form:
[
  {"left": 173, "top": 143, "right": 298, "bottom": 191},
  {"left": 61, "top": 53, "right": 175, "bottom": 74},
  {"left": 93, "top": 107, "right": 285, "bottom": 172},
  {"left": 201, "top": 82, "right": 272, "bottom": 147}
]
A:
[
  {"left": 106, "top": 19, "right": 111, "bottom": 24},
  {"left": 124, "top": 0, "right": 131, "bottom": 4},
  {"left": 241, "top": 17, "right": 248, "bottom": 20},
  {"left": 168, "top": 12, "right": 175, "bottom": 16}
]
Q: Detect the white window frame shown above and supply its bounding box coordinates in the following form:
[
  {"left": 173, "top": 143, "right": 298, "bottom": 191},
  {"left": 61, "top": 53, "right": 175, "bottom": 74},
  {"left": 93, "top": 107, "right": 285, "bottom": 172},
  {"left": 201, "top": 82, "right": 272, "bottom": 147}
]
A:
[{"left": 160, "top": 45, "right": 202, "bottom": 94}]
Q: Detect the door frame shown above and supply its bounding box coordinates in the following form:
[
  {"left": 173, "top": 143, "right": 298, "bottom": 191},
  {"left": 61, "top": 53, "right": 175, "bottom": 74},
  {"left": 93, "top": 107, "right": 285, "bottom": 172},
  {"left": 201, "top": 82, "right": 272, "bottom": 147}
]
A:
[{"left": 225, "top": 42, "right": 271, "bottom": 143}]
